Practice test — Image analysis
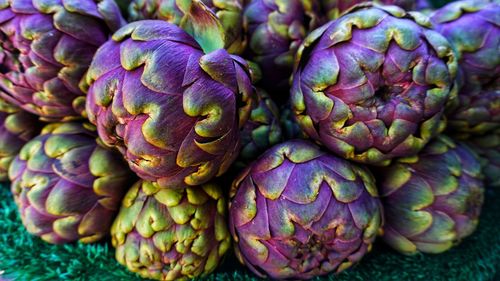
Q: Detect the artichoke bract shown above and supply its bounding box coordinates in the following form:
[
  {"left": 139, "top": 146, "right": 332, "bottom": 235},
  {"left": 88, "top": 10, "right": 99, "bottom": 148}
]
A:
[
  {"left": 229, "top": 140, "right": 383, "bottom": 279},
  {"left": 111, "top": 180, "right": 230, "bottom": 281},
  {"left": 0, "top": 97, "right": 41, "bottom": 181},
  {"left": 8, "top": 123, "right": 133, "bottom": 244},
  {"left": 291, "top": 4, "right": 457, "bottom": 166},
  {"left": 239, "top": 89, "right": 282, "bottom": 163},
  {"left": 129, "top": 0, "right": 246, "bottom": 54},
  {"left": 85, "top": 19, "right": 255, "bottom": 188},
  {"left": 244, "top": 0, "right": 323, "bottom": 93},
  {"left": 431, "top": 1, "right": 500, "bottom": 137},
  {"left": 466, "top": 130, "right": 500, "bottom": 188},
  {"left": 380, "top": 136, "right": 485, "bottom": 255},
  {"left": 0, "top": 0, "right": 125, "bottom": 121},
  {"left": 280, "top": 103, "right": 308, "bottom": 140},
  {"left": 320, "top": 0, "right": 416, "bottom": 19}
]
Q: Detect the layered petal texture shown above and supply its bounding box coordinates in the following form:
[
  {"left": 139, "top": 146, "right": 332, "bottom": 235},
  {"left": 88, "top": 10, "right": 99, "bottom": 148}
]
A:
[
  {"left": 238, "top": 89, "right": 282, "bottom": 164},
  {"left": 244, "top": 0, "right": 323, "bottom": 92},
  {"left": 8, "top": 123, "right": 133, "bottom": 244},
  {"left": 291, "top": 5, "right": 457, "bottom": 165},
  {"left": 0, "top": 0, "right": 125, "bottom": 121},
  {"left": 380, "top": 136, "right": 485, "bottom": 254},
  {"left": 465, "top": 130, "right": 500, "bottom": 188},
  {"left": 432, "top": 1, "right": 500, "bottom": 137},
  {"left": 129, "top": 0, "right": 246, "bottom": 54},
  {"left": 0, "top": 96, "right": 41, "bottom": 180},
  {"left": 229, "top": 140, "right": 383, "bottom": 279},
  {"left": 320, "top": 0, "right": 417, "bottom": 19},
  {"left": 111, "top": 180, "right": 230, "bottom": 281},
  {"left": 84, "top": 20, "right": 255, "bottom": 188}
]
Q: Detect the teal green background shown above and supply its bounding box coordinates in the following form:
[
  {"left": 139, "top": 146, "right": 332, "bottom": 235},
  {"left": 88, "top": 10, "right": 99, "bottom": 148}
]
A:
[{"left": 1, "top": 183, "right": 499, "bottom": 281}]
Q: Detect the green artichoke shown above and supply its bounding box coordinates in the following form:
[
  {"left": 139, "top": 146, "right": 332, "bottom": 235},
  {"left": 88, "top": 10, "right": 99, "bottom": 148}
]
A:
[
  {"left": 244, "top": 0, "right": 323, "bottom": 92},
  {"left": 128, "top": 0, "right": 246, "bottom": 54},
  {"left": 431, "top": 1, "right": 500, "bottom": 137},
  {"left": 9, "top": 123, "right": 133, "bottom": 244},
  {"left": 0, "top": 97, "right": 41, "bottom": 181},
  {"left": 239, "top": 89, "right": 282, "bottom": 164},
  {"left": 111, "top": 180, "right": 230, "bottom": 281},
  {"left": 0, "top": 0, "right": 125, "bottom": 121},
  {"left": 380, "top": 136, "right": 485, "bottom": 255},
  {"left": 84, "top": 18, "right": 256, "bottom": 188},
  {"left": 291, "top": 4, "right": 457, "bottom": 166},
  {"left": 280, "top": 102, "right": 308, "bottom": 140},
  {"left": 466, "top": 130, "right": 500, "bottom": 188},
  {"left": 229, "top": 140, "right": 383, "bottom": 279}
]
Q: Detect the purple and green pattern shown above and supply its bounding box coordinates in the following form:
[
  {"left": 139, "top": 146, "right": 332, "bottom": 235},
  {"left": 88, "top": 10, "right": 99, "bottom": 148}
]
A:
[
  {"left": 432, "top": 0, "right": 500, "bottom": 137},
  {"left": 8, "top": 122, "right": 133, "bottom": 244},
  {"left": 466, "top": 130, "right": 500, "bottom": 188},
  {"left": 128, "top": 0, "right": 246, "bottom": 54},
  {"left": 320, "top": 0, "right": 417, "bottom": 19},
  {"left": 244, "top": 0, "right": 323, "bottom": 92},
  {"left": 292, "top": 4, "right": 457, "bottom": 166},
  {"left": 84, "top": 20, "right": 255, "bottom": 189},
  {"left": 111, "top": 180, "right": 230, "bottom": 281},
  {"left": 0, "top": 96, "right": 41, "bottom": 181},
  {"left": 0, "top": 0, "right": 125, "bottom": 121},
  {"left": 380, "top": 136, "right": 484, "bottom": 255},
  {"left": 239, "top": 89, "right": 282, "bottom": 164},
  {"left": 229, "top": 140, "right": 383, "bottom": 279}
]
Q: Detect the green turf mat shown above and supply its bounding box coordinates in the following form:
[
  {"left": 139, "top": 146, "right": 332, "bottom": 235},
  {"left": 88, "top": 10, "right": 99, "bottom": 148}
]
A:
[{"left": 0, "top": 183, "right": 499, "bottom": 281}]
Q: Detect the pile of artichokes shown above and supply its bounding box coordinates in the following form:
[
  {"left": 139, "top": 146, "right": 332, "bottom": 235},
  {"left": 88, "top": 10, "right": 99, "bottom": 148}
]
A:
[{"left": 0, "top": 0, "right": 498, "bottom": 280}]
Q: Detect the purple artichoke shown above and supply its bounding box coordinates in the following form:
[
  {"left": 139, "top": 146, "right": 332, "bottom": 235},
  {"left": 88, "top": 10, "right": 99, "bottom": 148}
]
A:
[
  {"left": 8, "top": 123, "right": 133, "bottom": 244},
  {"left": 466, "top": 130, "right": 500, "bottom": 188},
  {"left": 129, "top": 0, "right": 246, "bottom": 54},
  {"left": 291, "top": 4, "right": 457, "bottom": 166},
  {"left": 0, "top": 0, "right": 125, "bottom": 121},
  {"left": 239, "top": 89, "right": 282, "bottom": 163},
  {"left": 229, "top": 140, "right": 383, "bottom": 279},
  {"left": 320, "top": 0, "right": 417, "bottom": 19},
  {"left": 432, "top": 1, "right": 500, "bottom": 137},
  {"left": 244, "top": 0, "right": 323, "bottom": 92},
  {"left": 380, "top": 136, "right": 484, "bottom": 255},
  {"left": 111, "top": 180, "right": 230, "bottom": 280},
  {"left": 0, "top": 96, "right": 41, "bottom": 181},
  {"left": 85, "top": 20, "right": 255, "bottom": 189}
]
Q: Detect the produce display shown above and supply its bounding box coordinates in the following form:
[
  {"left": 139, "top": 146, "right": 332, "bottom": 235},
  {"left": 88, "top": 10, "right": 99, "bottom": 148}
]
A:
[{"left": 0, "top": 0, "right": 498, "bottom": 280}]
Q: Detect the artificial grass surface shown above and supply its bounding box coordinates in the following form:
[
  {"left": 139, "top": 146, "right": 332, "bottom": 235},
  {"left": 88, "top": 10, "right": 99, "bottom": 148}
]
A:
[{"left": 0, "top": 183, "right": 499, "bottom": 281}]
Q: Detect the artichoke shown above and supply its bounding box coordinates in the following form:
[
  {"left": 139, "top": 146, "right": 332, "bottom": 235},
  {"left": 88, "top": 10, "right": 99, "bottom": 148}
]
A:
[
  {"left": 244, "top": 0, "right": 323, "bottom": 92},
  {"left": 320, "top": 0, "right": 417, "bottom": 19},
  {"left": 239, "top": 89, "right": 282, "bottom": 163},
  {"left": 466, "top": 130, "right": 500, "bottom": 188},
  {"left": 431, "top": 1, "right": 500, "bottom": 137},
  {"left": 0, "top": 97, "right": 41, "bottom": 181},
  {"left": 128, "top": 0, "right": 246, "bottom": 54},
  {"left": 229, "top": 140, "right": 383, "bottom": 279},
  {"left": 0, "top": 0, "right": 124, "bottom": 121},
  {"left": 291, "top": 4, "right": 457, "bottom": 166},
  {"left": 111, "top": 180, "right": 230, "bottom": 281},
  {"left": 380, "top": 136, "right": 485, "bottom": 255},
  {"left": 9, "top": 123, "right": 133, "bottom": 244},
  {"left": 84, "top": 19, "right": 256, "bottom": 188},
  {"left": 280, "top": 103, "right": 308, "bottom": 140}
]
